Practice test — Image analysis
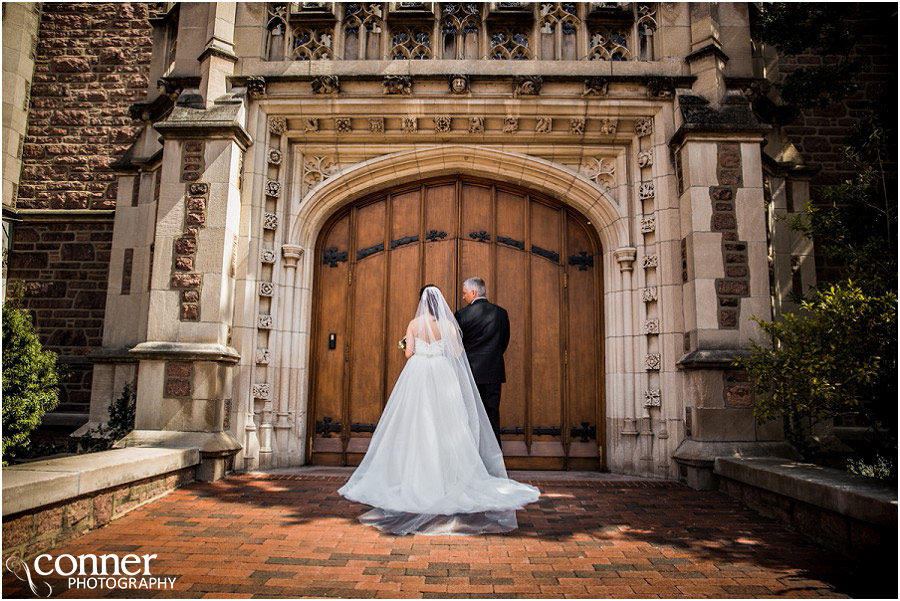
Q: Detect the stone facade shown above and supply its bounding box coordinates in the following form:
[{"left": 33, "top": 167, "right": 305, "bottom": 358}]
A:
[{"left": 4, "top": 2, "right": 887, "bottom": 486}]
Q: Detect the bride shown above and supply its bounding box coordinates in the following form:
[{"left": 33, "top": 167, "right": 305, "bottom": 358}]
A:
[{"left": 337, "top": 285, "right": 540, "bottom": 535}]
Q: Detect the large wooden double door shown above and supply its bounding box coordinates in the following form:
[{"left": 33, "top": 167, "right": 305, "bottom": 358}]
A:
[{"left": 308, "top": 177, "right": 604, "bottom": 470}]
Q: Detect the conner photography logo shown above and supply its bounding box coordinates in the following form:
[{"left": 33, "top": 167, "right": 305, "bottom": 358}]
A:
[{"left": 5, "top": 552, "right": 177, "bottom": 596}]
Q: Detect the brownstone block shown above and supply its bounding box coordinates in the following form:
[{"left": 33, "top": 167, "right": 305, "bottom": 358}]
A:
[
  {"left": 2, "top": 514, "right": 34, "bottom": 548},
  {"left": 171, "top": 273, "right": 202, "bottom": 288},
  {"left": 167, "top": 362, "right": 192, "bottom": 378},
  {"left": 165, "top": 378, "right": 191, "bottom": 398}
]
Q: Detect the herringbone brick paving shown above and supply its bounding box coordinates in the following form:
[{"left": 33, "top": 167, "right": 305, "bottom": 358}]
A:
[{"left": 3, "top": 472, "right": 891, "bottom": 599}]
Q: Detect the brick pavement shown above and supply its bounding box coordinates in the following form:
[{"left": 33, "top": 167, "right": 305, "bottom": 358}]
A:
[{"left": 3, "top": 471, "right": 891, "bottom": 599}]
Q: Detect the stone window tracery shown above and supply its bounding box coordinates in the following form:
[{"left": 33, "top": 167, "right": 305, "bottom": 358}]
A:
[
  {"left": 539, "top": 3, "right": 579, "bottom": 60},
  {"left": 290, "top": 25, "right": 334, "bottom": 59},
  {"left": 390, "top": 25, "right": 432, "bottom": 59},
  {"left": 342, "top": 2, "right": 384, "bottom": 59},
  {"left": 441, "top": 2, "right": 480, "bottom": 59},
  {"left": 636, "top": 4, "right": 657, "bottom": 61},
  {"left": 587, "top": 25, "right": 630, "bottom": 60},
  {"left": 489, "top": 27, "right": 532, "bottom": 60},
  {"left": 266, "top": 3, "right": 288, "bottom": 61}
]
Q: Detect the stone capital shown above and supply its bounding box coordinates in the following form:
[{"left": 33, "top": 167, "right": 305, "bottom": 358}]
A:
[
  {"left": 281, "top": 244, "right": 304, "bottom": 267},
  {"left": 614, "top": 247, "right": 637, "bottom": 272}
]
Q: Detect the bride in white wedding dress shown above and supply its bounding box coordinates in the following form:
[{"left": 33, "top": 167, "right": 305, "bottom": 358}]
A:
[{"left": 337, "top": 285, "right": 540, "bottom": 535}]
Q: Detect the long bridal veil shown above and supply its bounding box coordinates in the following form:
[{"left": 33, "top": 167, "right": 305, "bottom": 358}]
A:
[{"left": 337, "top": 286, "right": 540, "bottom": 535}]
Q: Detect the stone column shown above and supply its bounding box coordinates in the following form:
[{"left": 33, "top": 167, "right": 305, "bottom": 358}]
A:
[{"left": 670, "top": 91, "right": 799, "bottom": 489}]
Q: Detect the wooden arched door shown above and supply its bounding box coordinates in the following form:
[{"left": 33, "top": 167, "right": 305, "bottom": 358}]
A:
[{"left": 308, "top": 177, "right": 604, "bottom": 470}]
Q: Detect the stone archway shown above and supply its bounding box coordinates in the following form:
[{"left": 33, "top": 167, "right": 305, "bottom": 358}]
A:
[{"left": 275, "top": 145, "right": 634, "bottom": 469}]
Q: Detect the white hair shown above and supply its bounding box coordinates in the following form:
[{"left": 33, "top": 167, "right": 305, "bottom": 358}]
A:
[{"left": 463, "top": 277, "right": 486, "bottom": 297}]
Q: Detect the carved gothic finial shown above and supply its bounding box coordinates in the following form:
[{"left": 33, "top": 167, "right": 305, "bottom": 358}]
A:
[
  {"left": 448, "top": 74, "right": 470, "bottom": 95},
  {"left": 383, "top": 75, "right": 412, "bottom": 95},
  {"left": 246, "top": 76, "right": 266, "bottom": 99},
  {"left": 513, "top": 75, "right": 542, "bottom": 97},
  {"left": 583, "top": 76, "right": 609, "bottom": 97},
  {"left": 311, "top": 75, "right": 340, "bottom": 95}
]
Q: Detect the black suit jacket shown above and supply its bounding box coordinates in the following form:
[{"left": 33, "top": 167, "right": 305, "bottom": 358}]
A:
[{"left": 454, "top": 298, "right": 510, "bottom": 384}]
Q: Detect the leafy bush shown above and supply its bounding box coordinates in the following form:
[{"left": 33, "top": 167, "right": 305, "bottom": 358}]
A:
[{"left": 2, "top": 284, "right": 61, "bottom": 466}]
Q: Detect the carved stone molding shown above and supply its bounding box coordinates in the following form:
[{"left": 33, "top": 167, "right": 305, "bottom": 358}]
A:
[
  {"left": 639, "top": 181, "right": 655, "bottom": 200},
  {"left": 634, "top": 116, "right": 653, "bottom": 137},
  {"left": 265, "top": 179, "right": 281, "bottom": 198},
  {"left": 599, "top": 118, "right": 617, "bottom": 135},
  {"left": 502, "top": 117, "right": 519, "bottom": 133},
  {"left": 646, "top": 76, "right": 675, "bottom": 98},
  {"left": 434, "top": 115, "right": 452, "bottom": 133},
  {"left": 259, "top": 282, "right": 275, "bottom": 297},
  {"left": 570, "top": 118, "right": 585, "bottom": 135},
  {"left": 252, "top": 383, "right": 270, "bottom": 400},
  {"left": 281, "top": 244, "right": 304, "bottom": 267},
  {"left": 645, "top": 353, "right": 661, "bottom": 371},
  {"left": 640, "top": 215, "right": 656, "bottom": 234},
  {"left": 261, "top": 249, "right": 277, "bottom": 264},
  {"left": 267, "top": 148, "right": 282, "bottom": 165},
  {"left": 268, "top": 117, "right": 286, "bottom": 136},
  {"left": 513, "top": 75, "right": 542, "bottom": 97},
  {"left": 449, "top": 74, "right": 470, "bottom": 94},
  {"left": 247, "top": 76, "right": 266, "bottom": 99},
  {"left": 641, "top": 286, "right": 658, "bottom": 303},
  {"left": 258, "top": 314, "right": 273, "bottom": 329},
  {"left": 264, "top": 212, "right": 279, "bottom": 231},
  {"left": 583, "top": 76, "right": 609, "bottom": 96},
  {"left": 637, "top": 149, "right": 654, "bottom": 168},
  {"left": 642, "top": 254, "right": 659, "bottom": 269},
  {"left": 335, "top": 117, "right": 352, "bottom": 133},
  {"left": 580, "top": 157, "right": 615, "bottom": 190},
  {"left": 468, "top": 116, "right": 485, "bottom": 133},
  {"left": 311, "top": 75, "right": 340, "bottom": 95},
  {"left": 255, "top": 348, "right": 270, "bottom": 365},
  {"left": 402, "top": 116, "right": 418, "bottom": 133},
  {"left": 383, "top": 75, "right": 412, "bottom": 95},
  {"left": 368, "top": 117, "right": 384, "bottom": 133},
  {"left": 303, "top": 118, "right": 319, "bottom": 133},
  {"left": 303, "top": 155, "right": 338, "bottom": 186},
  {"left": 643, "top": 389, "right": 661, "bottom": 407},
  {"left": 535, "top": 116, "right": 552, "bottom": 134},
  {"left": 644, "top": 318, "right": 660, "bottom": 335},
  {"left": 614, "top": 247, "right": 637, "bottom": 272}
]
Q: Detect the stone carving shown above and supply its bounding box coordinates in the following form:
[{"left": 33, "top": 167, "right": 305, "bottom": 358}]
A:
[
  {"left": 402, "top": 116, "right": 418, "bottom": 133},
  {"left": 535, "top": 117, "right": 552, "bottom": 134},
  {"left": 268, "top": 116, "right": 286, "bottom": 136},
  {"left": 468, "top": 116, "right": 485, "bottom": 133},
  {"left": 261, "top": 249, "right": 277, "bottom": 264},
  {"left": 290, "top": 26, "right": 334, "bottom": 60},
  {"left": 645, "top": 353, "right": 661, "bottom": 371},
  {"left": 639, "top": 181, "right": 655, "bottom": 200},
  {"left": 265, "top": 179, "right": 281, "bottom": 198},
  {"left": 641, "top": 286, "right": 657, "bottom": 303},
  {"left": 335, "top": 117, "right": 352, "bottom": 133},
  {"left": 264, "top": 212, "right": 279, "bottom": 231},
  {"left": 646, "top": 76, "right": 675, "bottom": 98},
  {"left": 383, "top": 75, "right": 412, "bottom": 95},
  {"left": 513, "top": 75, "right": 542, "bottom": 97},
  {"left": 390, "top": 25, "right": 432, "bottom": 59},
  {"left": 303, "top": 118, "right": 319, "bottom": 133},
  {"left": 311, "top": 75, "right": 339, "bottom": 94},
  {"left": 634, "top": 116, "right": 653, "bottom": 137},
  {"left": 583, "top": 76, "right": 609, "bottom": 96},
  {"left": 643, "top": 389, "right": 661, "bottom": 407},
  {"left": 258, "top": 314, "right": 273, "bottom": 329},
  {"left": 449, "top": 74, "right": 470, "bottom": 95},
  {"left": 642, "top": 254, "right": 659, "bottom": 269},
  {"left": 369, "top": 117, "right": 384, "bottom": 133},
  {"left": 259, "top": 282, "right": 275, "bottom": 297},
  {"left": 640, "top": 215, "right": 656, "bottom": 233},
  {"left": 570, "top": 118, "right": 585, "bottom": 135},
  {"left": 180, "top": 140, "right": 204, "bottom": 183},
  {"left": 256, "top": 348, "right": 270, "bottom": 365},
  {"left": 267, "top": 148, "right": 282, "bottom": 165},
  {"left": 599, "top": 119, "right": 617, "bottom": 135},
  {"left": 502, "top": 117, "right": 519, "bottom": 134},
  {"left": 434, "top": 115, "right": 452, "bottom": 133},
  {"left": 643, "top": 318, "right": 660, "bottom": 335},
  {"left": 303, "top": 156, "right": 338, "bottom": 186},
  {"left": 588, "top": 25, "right": 632, "bottom": 61},
  {"left": 252, "top": 383, "right": 270, "bottom": 400},
  {"left": 637, "top": 149, "right": 654, "bottom": 168},
  {"left": 580, "top": 157, "right": 615, "bottom": 191},
  {"left": 247, "top": 76, "right": 266, "bottom": 98},
  {"left": 189, "top": 182, "right": 208, "bottom": 196},
  {"left": 489, "top": 27, "right": 531, "bottom": 60}
]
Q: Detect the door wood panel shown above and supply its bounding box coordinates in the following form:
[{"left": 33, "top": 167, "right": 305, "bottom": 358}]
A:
[{"left": 308, "top": 177, "right": 604, "bottom": 470}]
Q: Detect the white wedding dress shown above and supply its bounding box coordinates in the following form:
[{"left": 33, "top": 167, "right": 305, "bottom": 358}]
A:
[{"left": 337, "top": 287, "right": 540, "bottom": 535}]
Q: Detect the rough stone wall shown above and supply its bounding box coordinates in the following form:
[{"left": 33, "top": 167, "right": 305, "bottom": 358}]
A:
[
  {"left": 6, "top": 3, "right": 155, "bottom": 420},
  {"left": 18, "top": 2, "right": 154, "bottom": 210}
]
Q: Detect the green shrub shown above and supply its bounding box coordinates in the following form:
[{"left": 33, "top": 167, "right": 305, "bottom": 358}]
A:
[{"left": 2, "top": 284, "right": 62, "bottom": 466}]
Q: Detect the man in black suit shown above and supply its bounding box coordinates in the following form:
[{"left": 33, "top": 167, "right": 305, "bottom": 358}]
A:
[{"left": 454, "top": 277, "right": 510, "bottom": 446}]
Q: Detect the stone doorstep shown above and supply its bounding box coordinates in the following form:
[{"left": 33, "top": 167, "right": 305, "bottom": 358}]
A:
[
  {"left": 713, "top": 457, "right": 897, "bottom": 528},
  {"left": 2, "top": 447, "right": 200, "bottom": 517}
]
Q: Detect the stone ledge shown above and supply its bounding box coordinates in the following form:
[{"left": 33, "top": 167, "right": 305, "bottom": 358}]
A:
[
  {"left": 2, "top": 447, "right": 200, "bottom": 517},
  {"left": 714, "top": 457, "right": 897, "bottom": 528}
]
